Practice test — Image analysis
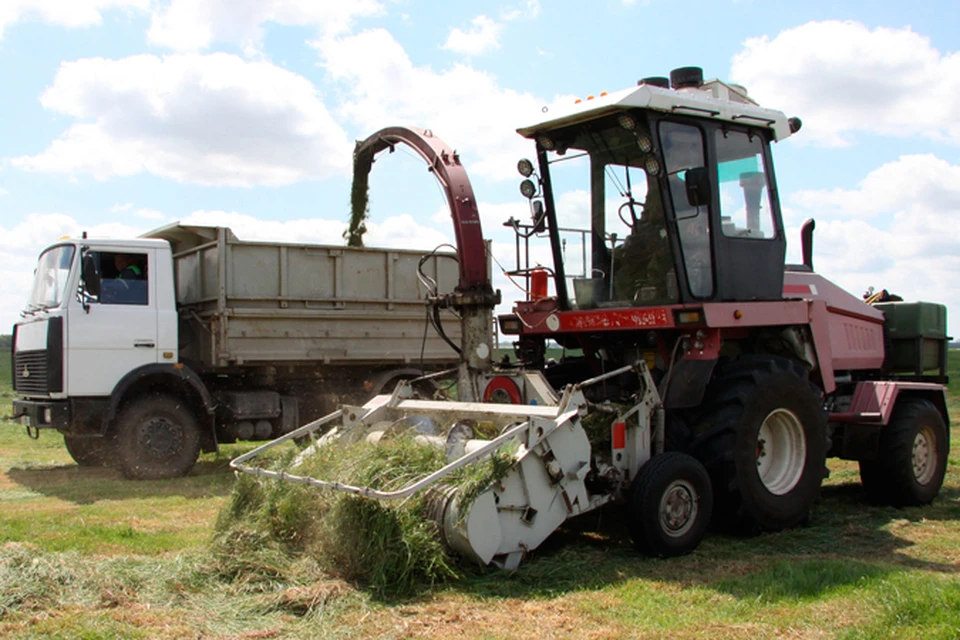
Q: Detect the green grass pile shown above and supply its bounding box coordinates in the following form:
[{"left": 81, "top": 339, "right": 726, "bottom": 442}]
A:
[{"left": 213, "top": 430, "right": 516, "bottom": 597}]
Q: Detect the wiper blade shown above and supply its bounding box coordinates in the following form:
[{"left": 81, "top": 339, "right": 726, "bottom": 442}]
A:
[{"left": 20, "top": 303, "right": 51, "bottom": 317}]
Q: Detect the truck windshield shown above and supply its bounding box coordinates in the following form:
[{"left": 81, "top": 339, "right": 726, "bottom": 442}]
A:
[
  {"left": 25, "top": 245, "right": 76, "bottom": 312},
  {"left": 542, "top": 113, "right": 675, "bottom": 308}
]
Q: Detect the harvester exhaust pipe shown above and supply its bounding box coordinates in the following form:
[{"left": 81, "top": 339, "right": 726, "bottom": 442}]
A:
[
  {"left": 800, "top": 218, "right": 815, "bottom": 271},
  {"left": 670, "top": 66, "right": 704, "bottom": 89}
]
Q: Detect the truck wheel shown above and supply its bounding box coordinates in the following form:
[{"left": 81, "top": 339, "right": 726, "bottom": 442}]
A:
[
  {"left": 114, "top": 394, "right": 201, "bottom": 480},
  {"left": 627, "top": 452, "right": 713, "bottom": 557},
  {"left": 63, "top": 434, "right": 112, "bottom": 467},
  {"left": 859, "top": 398, "right": 948, "bottom": 506},
  {"left": 693, "top": 355, "right": 827, "bottom": 533}
]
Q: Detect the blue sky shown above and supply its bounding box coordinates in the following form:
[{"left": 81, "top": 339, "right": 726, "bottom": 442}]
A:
[{"left": 2, "top": 0, "right": 960, "bottom": 336}]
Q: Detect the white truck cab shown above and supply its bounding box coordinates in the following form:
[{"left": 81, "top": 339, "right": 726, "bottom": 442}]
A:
[{"left": 15, "top": 238, "right": 174, "bottom": 412}]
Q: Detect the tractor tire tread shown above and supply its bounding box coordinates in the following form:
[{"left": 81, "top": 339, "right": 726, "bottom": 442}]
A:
[
  {"left": 691, "top": 355, "right": 827, "bottom": 534},
  {"left": 860, "top": 398, "right": 948, "bottom": 507}
]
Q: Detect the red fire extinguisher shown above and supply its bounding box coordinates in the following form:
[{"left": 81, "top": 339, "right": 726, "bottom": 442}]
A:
[{"left": 530, "top": 268, "right": 548, "bottom": 301}]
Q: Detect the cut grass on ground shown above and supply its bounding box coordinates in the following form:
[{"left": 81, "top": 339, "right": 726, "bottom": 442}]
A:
[{"left": 0, "top": 353, "right": 958, "bottom": 638}]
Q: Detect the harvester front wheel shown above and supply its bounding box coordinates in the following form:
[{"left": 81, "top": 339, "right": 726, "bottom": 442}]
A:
[
  {"left": 628, "top": 452, "right": 713, "bottom": 557},
  {"left": 694, "top": 355, "right": 827, "bottom": 533},
  {"left": 114, "top": 394, "right": 201, "bottom": 480},
  {"left": 63, "top": 434, "right": 113, "bottom": 467},
  {"left": 859, "top": 398, "right": 948, "bottom": 506}
]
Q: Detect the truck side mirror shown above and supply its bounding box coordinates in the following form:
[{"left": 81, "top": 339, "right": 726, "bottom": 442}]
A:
[
  {"left": 81, "top": 252, "right": 101, "bottom": 298},
  {"left": 684, "top": 167, "right": 711, "bottom": 208}
]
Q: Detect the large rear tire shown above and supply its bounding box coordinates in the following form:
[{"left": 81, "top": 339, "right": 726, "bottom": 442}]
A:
[
  {"left": 859, "top": 398, "right": 948, "bottom": 506},
  {"left": 114, "top": 394, "right": 201, "bottom": 480},
  {"left": 692, "top": 356, "right": 827, "bottom": 533},
  {"left": 627, "top": 452, "right": 713, "bottom": 557},
  {"left": 63, "top": 434, "right": 112, "bottom": 467}
]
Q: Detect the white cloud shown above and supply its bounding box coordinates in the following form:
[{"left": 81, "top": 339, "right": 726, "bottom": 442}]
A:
[
  {"left": 731, "top": 21, "right": 960, "bottom": 146},
  {"left": 134, "top": 208, "right": 166, "bottom": 221},
  {"left": 441, "top": 15, "right": 503, "bottom": 56},
  {"left": 785, "top": 154, "right": 960, "bottom": 336},
  {"left": 316, "top": 29, "right": 570, "bottom": 181},
  {"left": 443, "top": 2, "right": 541, "bottom": 57},
  {"left": 147, "top": 0, "right": 384, "bottom": 52},
  {"left": 179, "top": 210, "right": 348, "bottom": 244},
  {"left": 12, "top": 53, "right": 353, "bottom": 186},
  {"left": 791, "top": 154, "right": 960, "bottom": 218},
  {"left": 501, "top": 1, "right": 541, "bottom": 21},
  {"left": 0, "top": 0, "right": 148, "bottom": 40},
  {"left": 178, "top": 209, "right": 458, "bottom": 253},
  {"left": 364, "top": 214, "right": 452, "bottom": 250}
]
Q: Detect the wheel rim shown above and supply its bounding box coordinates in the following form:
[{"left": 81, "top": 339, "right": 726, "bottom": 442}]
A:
[
  {"left": 756, "top": 408, "right": 806, "bottom": 495},
  {"left": 659, "top": 479, "right": 698, "bottom": 537},
  {"left": 912, "top": 425, "right": 937, "bottom": 485},
  {"left": 139, "top": 417, "right": 184, "bottom": 460}
]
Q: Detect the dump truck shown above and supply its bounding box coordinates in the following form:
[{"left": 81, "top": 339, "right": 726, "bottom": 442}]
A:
[
  {"left": 234, "top": 66, "right": 950, "bottom": 568},
  {"left": 11, "top": 224, "right": 462, "bottom": 478}
]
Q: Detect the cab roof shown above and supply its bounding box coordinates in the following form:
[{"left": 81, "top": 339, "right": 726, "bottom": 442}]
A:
[{"left": 517, "top": 78, "right": 793, "bottom": 142}]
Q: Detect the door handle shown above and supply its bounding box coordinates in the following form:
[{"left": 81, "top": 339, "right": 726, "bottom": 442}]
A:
[{"left": 134, "top": 342, "right": 156, "bottom": 348}]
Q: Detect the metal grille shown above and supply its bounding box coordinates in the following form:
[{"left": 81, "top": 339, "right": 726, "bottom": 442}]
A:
[{"left": 14, "top": 350, "right": 48, "bottom": 395}]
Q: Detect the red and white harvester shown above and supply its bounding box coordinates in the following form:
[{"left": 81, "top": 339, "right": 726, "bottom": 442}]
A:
[{"left": 233, "top": 67, "right": 950, "bottom": 568}]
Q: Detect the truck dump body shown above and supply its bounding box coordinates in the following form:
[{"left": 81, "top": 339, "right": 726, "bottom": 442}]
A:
[{"left": 145, "top": 225, "right": 461, "bottom": 369}]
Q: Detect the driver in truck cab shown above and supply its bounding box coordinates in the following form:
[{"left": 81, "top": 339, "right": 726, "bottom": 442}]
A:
[{"left": 114, "top": 253, "right": 144, "bottom": 280}]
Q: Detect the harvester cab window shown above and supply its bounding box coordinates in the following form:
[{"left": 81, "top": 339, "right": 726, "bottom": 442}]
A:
[
  {"left": 584, "top": 121, "right": 675, "bottom": 307},
  {"left": 715, "top": 130, "right": 775, "bottom": 239},
  {"left": 603, "top": 146, "right": 675, "bottom": 306},
  {"left": 660, "top": 122, "right": 714, "bottom": 299},
  {"left": 539, "top": 115, "right": 676, "bottom": 308}
]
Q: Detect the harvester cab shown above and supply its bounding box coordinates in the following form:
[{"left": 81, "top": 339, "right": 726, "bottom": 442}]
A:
[
  {"left": 499, "top": 68, "right": 810, "bottom": 384},
  {"left": 508, "top": 66, "right": 800, "bottom": 314}
]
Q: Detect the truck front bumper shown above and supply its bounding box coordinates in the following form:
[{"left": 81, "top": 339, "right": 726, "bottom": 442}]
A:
[{"left": 11, "top": 399, "right": 71, "bottom": 431}]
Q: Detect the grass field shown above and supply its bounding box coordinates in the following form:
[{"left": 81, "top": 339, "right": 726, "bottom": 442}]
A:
[{"left": 0, "top": 356, "right": 958, "bottom": 639}]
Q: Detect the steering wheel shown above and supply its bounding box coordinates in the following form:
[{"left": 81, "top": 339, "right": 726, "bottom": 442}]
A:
[{"left": 618, "top": 198, "right": 644, "bottom": 230}]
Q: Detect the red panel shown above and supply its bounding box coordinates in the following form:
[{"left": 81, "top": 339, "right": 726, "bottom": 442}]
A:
[
  {"left": 841, "top": 380, "right": 946, "bottom": 425},
  {"left": 683, "top": 328, "right": 722, "bottom": 360},
  {"left": 784, "top": 283, "right": 816, "bottom": 296},
  {"left": 703, "top": 301, "right": 809, "bottom": 328},
  {"left": 612, "top": 421, "right": 626, "bottom": 450},
  {"left": 483, "top": 376, "right": 522, "bottom": 404},
  {"left": 558, "top": 308, "right": 671, "bottom": 331}
]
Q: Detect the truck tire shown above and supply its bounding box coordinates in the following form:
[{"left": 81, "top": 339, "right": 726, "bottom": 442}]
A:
[
  {"left": 63, "top": 434, "right": 112, "bottom": 467},
  {"left": 859, "top": 398, "right": 949, "bottom": 506},
  {"left": 692, "top": 355, "right": 827, "bottom": 533},
  {"left": 114, "top": 394, "right": 201, "bottom": 480},
  {"left": 627, "top": 452, "right": 713, "bottom": 557}
]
